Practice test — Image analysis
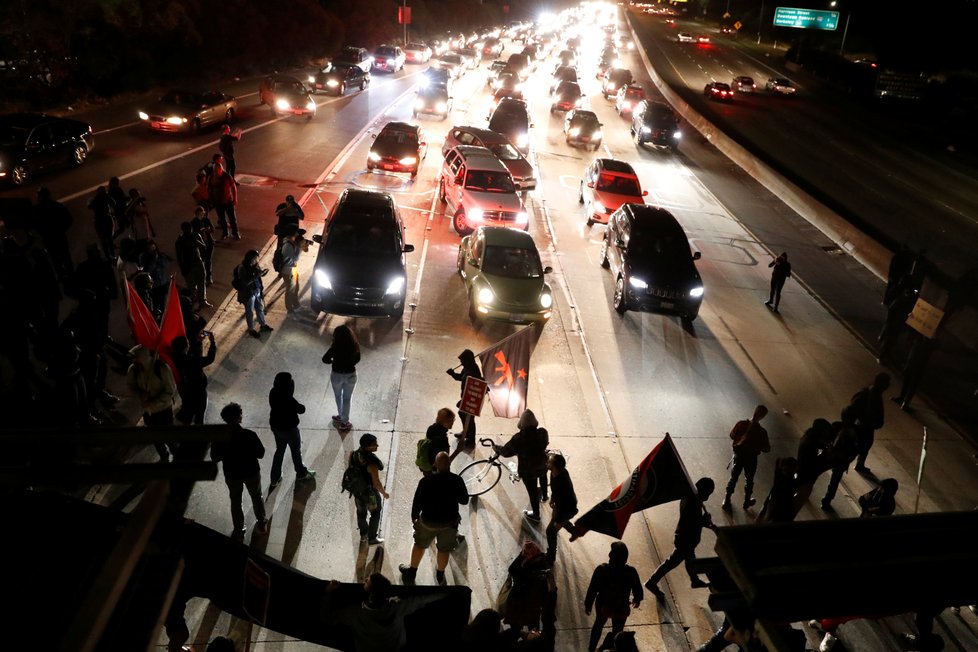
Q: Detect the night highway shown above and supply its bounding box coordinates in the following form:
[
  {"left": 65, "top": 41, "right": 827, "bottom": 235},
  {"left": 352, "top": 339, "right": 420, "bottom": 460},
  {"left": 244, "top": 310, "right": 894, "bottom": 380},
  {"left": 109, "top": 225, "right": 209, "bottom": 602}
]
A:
[{"left": 2, "top": 3, "right": 978, "bottom": 652}]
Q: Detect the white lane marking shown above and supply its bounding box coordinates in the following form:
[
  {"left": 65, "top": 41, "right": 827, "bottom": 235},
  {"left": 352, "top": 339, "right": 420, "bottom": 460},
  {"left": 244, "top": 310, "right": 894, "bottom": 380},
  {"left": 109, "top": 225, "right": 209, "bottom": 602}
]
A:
[
  {"left": 94, "top": 121, "right": 142, "bottom": 135},
  {"left": 538, "top": 198, "right": 617, "bottom": 437},
  {"left": 55, "top": 75, "right": 422, "bottom": 205}
]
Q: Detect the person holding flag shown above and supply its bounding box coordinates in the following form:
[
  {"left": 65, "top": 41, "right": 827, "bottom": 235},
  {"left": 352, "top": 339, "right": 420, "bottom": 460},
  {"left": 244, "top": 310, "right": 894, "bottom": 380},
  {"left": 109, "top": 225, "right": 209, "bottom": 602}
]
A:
[
  {"left": 446, "top": 349, "right": 484, "bottom": 443},
  {"left": 643, "top": 477, "right": 716, "bottom": 596}
]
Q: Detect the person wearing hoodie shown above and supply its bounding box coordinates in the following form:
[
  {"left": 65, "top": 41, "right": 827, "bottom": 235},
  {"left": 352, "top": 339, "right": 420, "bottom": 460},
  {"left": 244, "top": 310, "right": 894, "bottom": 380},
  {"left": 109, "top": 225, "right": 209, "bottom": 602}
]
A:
[
  {"left": 211, "top": 402, "right": 269, "bottom": 538},
  {"left": 494, "top": 409, "right": 549, "bottom": 521},
  {"left": 446, "top": 349, "right": 484, "bottom": 443},
  {"left": 126, "top": 344, "right": 177, "bottom": 462},
  {"left": 585, "top": 542, "right": 643, "bottom": 652},
  {"left": 268, "top": 371, "right": 316, "bottom": 490}
]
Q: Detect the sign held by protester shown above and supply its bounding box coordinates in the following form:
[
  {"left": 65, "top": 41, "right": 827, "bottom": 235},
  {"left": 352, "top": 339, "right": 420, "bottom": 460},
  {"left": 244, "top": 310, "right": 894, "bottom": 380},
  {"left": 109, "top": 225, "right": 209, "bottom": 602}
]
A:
[{"left": 460, "top": 376, "right": 488, "bottom": 416}]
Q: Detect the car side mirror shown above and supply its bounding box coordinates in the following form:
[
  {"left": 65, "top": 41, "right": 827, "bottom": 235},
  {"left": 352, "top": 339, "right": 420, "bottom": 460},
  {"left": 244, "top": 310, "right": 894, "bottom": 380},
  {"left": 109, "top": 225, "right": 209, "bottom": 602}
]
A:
[
  {"left": 543, "top": 266, "right": 553, "bottom": 274},
  {"left": 692, "top": 251, "right": 702, "bottom": 260},
  {"left": 642, "top": 190, "right": 649, "bottom": 196},
  {"left": 403, "top": 244, "right": 415, "bottom": 253},
  {"left": 312, "top": 234, "right": 323, "bottom": 244},
  {"left": 587, "top": 182, "right": 595, "bottom": 188},
  {"left": 530, "top": 123, "right": 535, "bottom": 128}
]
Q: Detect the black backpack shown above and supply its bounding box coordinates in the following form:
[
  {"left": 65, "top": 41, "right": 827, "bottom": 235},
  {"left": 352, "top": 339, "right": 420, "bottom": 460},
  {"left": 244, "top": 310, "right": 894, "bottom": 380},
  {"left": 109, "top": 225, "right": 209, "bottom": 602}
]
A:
[
  {"left": 341, "top": 451, "right": 368, "bottom": 497},
  {"left": 231, "top": 265, "right": 244, "bottom": 292}
]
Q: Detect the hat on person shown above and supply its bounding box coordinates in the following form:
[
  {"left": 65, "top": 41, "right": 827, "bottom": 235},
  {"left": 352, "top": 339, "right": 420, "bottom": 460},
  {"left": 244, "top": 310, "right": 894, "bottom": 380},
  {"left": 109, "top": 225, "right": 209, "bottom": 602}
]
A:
[{"left": 359, "top": 433, "right": 378, "bottom": 447}]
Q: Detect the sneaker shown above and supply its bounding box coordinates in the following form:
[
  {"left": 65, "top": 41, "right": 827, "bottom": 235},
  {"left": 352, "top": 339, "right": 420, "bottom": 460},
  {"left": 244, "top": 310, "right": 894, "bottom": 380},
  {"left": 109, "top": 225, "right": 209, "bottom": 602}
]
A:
[
  {"left": 248, "top": 329, "right": 261, "bottom": 339},
  {"left": 820, "top": 499, "right": 833, "bottom": 511},
  {"left": 199, "top": 300, "right": 214, "bottom": 308},
  {"left": 260, "top": 324, "right": 274, "bottom": 332},
  {"left": 435, "top": 570, "right": 447, "bottom": 586},
  {"left": 233, "top": 233, "right": 241, "bottom": 240},
  {"left": 540, "top": 491, "right": 548, "bottom": 501},
  {"left": 368, "top": 536, "right": 384, "bottom": 545},
  {"left": 398, "top": 564, "right": 417, "bottom": 579},
  {"left": 331, "top": 415, "right": 343, "bottom": 423},
  {"left": 297, "top": 470, "right": 317, "bottom": 482},
  {"left": 764, "top": 300, "right": 772, "bottom": 306},
  {"left": 854, "top": 465, "right": 871, "bottom": 474},
  {"left": 690, "top": 577, "right": 710, "bottom": 589},
  {"left": 256, "top": 519, "right": 271, "bottom": 535},
  {"left": 721, "top": 497, "right": 732, "bottom": 512},
  {"left": 231, "top": 528, "right": 246, "bottom": 541},
  {"left": 269, "top": 478, "right": 281, "bottom": 492},
  {"left": 522, "top": 509, "right": 541, "bottom": 522},
  {"left": 743, "top": 497, "right": 756, "bottom": 509},
  {"left": 339, "top": 421, "right": 353, "bottom": 431},
  {"left": 644, "top": 578, "right": 664, "bottom": 595}
]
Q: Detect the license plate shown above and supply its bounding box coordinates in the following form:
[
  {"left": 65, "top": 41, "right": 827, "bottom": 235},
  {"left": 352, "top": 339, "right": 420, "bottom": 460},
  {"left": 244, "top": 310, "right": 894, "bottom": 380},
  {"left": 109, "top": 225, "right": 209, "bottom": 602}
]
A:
[
  {"left": 581, "top": 137, "right": 590, "bottom": 141},
  {"left": 660, "top": 301, "right": 674, "bottom": 310},
  {"left": 510, "top": 314, "right": 526, "bottom": 322},
  {"left": 382, "top": 164, "right": 396, "bottom": 170}
]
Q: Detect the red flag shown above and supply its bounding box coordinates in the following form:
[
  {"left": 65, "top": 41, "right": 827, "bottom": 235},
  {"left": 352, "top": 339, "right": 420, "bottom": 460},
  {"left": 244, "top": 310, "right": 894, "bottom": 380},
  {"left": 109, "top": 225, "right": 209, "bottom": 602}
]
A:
[
  {"left": 571, "top": 434, "right": 694, "bottom": 540},
  {"left": 157, "top": 279, "right": 186, "bottom": 376},
  {"left": 476, "top": 323, "right": 543, "bottom": 418},
  {"left": 126, "top": 279, "right": 159, "bottom": 350}
]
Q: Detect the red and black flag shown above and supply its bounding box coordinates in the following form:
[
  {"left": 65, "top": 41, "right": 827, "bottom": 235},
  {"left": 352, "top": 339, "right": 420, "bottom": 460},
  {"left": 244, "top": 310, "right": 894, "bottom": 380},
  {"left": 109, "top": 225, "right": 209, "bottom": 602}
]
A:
[
  {"left": 126, "top": 278, "right": 159, "bottom": 350},
  {"left": 156, "top": 279, "right": 186, "bottom": 376},
  {"left": 477, "top": 323, "right": 543, "bottom": 418},
  {"left": 571, "top": 434, "right": 694, "bottom": 540}
]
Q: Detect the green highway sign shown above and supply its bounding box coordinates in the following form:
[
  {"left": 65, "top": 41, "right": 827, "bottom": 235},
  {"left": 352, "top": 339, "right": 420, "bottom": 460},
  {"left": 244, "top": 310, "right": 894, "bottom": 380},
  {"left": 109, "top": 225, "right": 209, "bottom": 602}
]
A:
[{"left": 774, "top": 7, "right": 839, "bottom": 30}]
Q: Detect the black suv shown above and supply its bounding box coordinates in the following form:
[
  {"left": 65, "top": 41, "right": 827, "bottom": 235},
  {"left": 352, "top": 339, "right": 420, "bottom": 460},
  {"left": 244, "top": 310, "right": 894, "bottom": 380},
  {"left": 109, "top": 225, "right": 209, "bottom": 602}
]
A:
[
  {"left": 311, "top": 189, "right": 415, "bottom": 318},
  {"left": 630, "top": 100, "right": 681, "bottom": 151},
  {"left": 367, "top": 122, "right": 427, "bottom": 178},
  {"left": 0, "top": 113, "right": 94, "bottom": 186},
  {"left": 599, "top": 204, "right": 703, "bottom": 321}
]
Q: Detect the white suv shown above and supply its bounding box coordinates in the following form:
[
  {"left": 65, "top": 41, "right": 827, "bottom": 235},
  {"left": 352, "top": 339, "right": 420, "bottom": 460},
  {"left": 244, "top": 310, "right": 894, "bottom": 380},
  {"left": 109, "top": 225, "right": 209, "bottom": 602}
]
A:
[{"left": 439, "top": 145, "right": 528, "bottom": 236}]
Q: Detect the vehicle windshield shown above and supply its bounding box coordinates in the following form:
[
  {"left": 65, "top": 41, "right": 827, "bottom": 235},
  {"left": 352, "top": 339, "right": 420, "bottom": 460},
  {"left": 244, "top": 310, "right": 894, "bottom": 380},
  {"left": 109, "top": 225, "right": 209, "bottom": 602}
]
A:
[
  {"left": 626, "top": 89, "right": 644, "bottom": 99},
  {"left": 648, "top": 106, "right": 675, "bottom": 123},
  {"left": 407, "top": 43, "right": 426, "bottom": 50},
  {"left": 0, "top": 125, "right": 29, "bottom": 145},
  {"left": 326, "top": 217, "right": 399, "bottom": 257},
  {"left": 487, "top": 143, "right": 521, "bottom": 161},
  {"left": 482, "top": 245, "right": 543, "bottom": 278},
  {"left": 489, "top": 111, "right": 528, "bottom": 133},
  {"left": 596, "top": 174, "right": 640, "bottom": 195},
  {"left": 160, "top": 91, "right": 199, "bottom": 105},
  {"left": 376, "top": 47, "right": 398, "bottom": 57},
  {"left": 628, "top": 228, "right": 687, "bottom": 261},
  {"left": 465, "top": 170, "right": 515, "bottom": 193},
  {"left": 280, "top": 82, "right": 307, "bottom": 94},
  {"left": 376, "top": 129, "right": 418, "bottom": 148},
  {"left": 440, "top": 54, "right": 461, "bottom": 65}
]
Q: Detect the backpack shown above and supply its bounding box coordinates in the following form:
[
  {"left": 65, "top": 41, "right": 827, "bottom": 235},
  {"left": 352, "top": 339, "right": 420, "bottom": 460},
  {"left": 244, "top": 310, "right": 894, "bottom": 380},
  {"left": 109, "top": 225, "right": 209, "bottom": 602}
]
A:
[
  {"left": 416, "top": 438, "right": 433, "bottom": 473},
  {"left": 231, "top": 265, "right": 245, "bottom": 292},
  {"left": 341, "top": 451, "right": 368, "bottom": 497},
  {"left": 272, "top": 246, "right": 284, "bottom": 273}
]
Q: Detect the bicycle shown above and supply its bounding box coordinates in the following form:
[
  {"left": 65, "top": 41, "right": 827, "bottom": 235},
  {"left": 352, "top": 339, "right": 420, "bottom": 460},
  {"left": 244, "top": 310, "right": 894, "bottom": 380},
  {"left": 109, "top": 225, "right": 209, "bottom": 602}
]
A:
[{"left": 457, "top": 437, "right": 563, "bottom": 497}]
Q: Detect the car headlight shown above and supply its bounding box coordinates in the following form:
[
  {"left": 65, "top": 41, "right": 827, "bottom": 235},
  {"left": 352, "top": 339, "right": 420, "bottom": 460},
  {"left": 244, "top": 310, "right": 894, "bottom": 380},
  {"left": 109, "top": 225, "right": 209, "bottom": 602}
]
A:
[
  {"left": 138, "top": 111, "right": 149, "bottom": 120},
  {"left": 540, "top": 293, "right": 553, "bottom": 308},
  {"left": 415, "top": 98, "right": 426, "bottom": 109},
  {"left": 469, "top": 208, "right": 485, "bottom": 222},
  {"left": 314, "top": 269, "right": 331, "bottom": 289},
  {"left": 435, "top": 101, "right": 447, "bottom": 112},
  {"left": 386, "top": 277, "right": 405, "bottom": 295},
  {"left": 629, "top": 277, "right": 648, "bottom": 289},
  {"left": 641, "top": 126, "right": 651, "bottom": 133},
  {"left": 368, "top": 151, "right": 381, "bottom": 162},
  {"left": 327, "top": 79, "right": 340, "bottom": 87},
  {"left": 689, "top": 286, "right": 704, "bottom": 298},
  {"left": 478, "top": 287, "right": 494, "bottom": 304},
  {"left": 593, "top": 130, "right": 602, "bottom": 139},
  {"left": 621, "top": 101, "right": 631, "bottom": 110},
  {"left": 569, "top": 127, "right": 580, "bottom": 137},
  {"left": 306, "top": 100, "right": 316, "bottom": 111},
  {"left": 307, "top": 75, "right": 316, "bottom": 83},
  {"left": 516, "top": 133, "right": 528, "bottom": 148},
  {"left": 516, "top": 212, "right": 529, "bottom": 224},
  {"left": 607, "top": 84, "right": 617, "bottom": 91},
  {"left": 166, "top": 116, "right": 187, "bottom": 125},
  {"left": 673, "top": 130, "right": 682, "bottom": 139},
  {"left": 275, "top": 99, "right": 291, "bottom": 110},
  {"left": 399, "top": 156, "right": 417, "bottom": 165}
]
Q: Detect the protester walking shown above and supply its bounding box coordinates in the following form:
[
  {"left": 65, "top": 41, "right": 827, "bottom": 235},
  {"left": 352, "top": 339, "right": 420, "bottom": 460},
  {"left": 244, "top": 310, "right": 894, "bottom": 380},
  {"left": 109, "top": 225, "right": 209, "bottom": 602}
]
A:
[
  {"left": 721, "top": 405, "right": 771, "bottom": 511},
  {"left": 585, "top": 541, "right": 643, "bottom": 652},
  {"left": 498, "top": 541, "right": 557, "bottom": 638},
  {"left": 278, "top": 225, "right": 306, "bottom": 313},
  {"left": 757, "top": 457, "right": 799, "bottom": 524},
  {"left": 209, "top": 162, "right": 239, "bottom": 239},
  {"left": 858, "top": 478, "right": 898, "bottom": 517},
  {"left": 174, "top": 221, "right": 209, "bottom": 308},
  {"left": 764, "top": 251, "right": 791, "bottom": 312},
  {"left": 268, "top": 371, "right": 316, "bottom": 490},
  {"left": 848, "top": 372, "right": 890, "bottom": 474},
  {"left": 126, "top": 188, "right": 156, "bottom": 241},
  {"left": 545, "top": 453, "right": 578, "bottom": 566},
  {"left": 172, "top": 332, "right": 216, "bottom": 425},
  {"left": 233, "top": 249, "right": 272, "bottom": 339},
  {"left": 398, "top": 452, "right": 469, "bottom": 585},
  {"left": 793, "top": 418, "right": 833, "bottom": 513},
  {"left": 274, "top": 194, "right": 304, "bottom": 247},
  {"left": 878, "top": 281, "right": 917, "bottom": 362},
  {"left": 447, "top": 349, "right": 484, "bottom": 442},
  {"left": 219, "top": 125, "right": 243, "bottom": 179},
  {"left": 88, "top": 186, "right": 116, "bottom": 259},
  {"left": 820, "top": 417, "right": 861, "bottom": 511},
  {"left": 32, "top": 187, "right": 74, "bottom": 279},
  {"left": 892, "top": 335, "right": 935, "bottom": 411},
  {"left": 126, "top": 344, "right": 177, "bottom": 462},
  {"left": 494, "top": 409, "right": 549, "bottom": 521},
  {"left": 322, "top": 324, "right": 360, "bottom": 431},
  {"left": 645, "top": 477, "right": 715, "bottom": 595},
  {"left": 418, "top": 408, "right": 454, "bottom": 474},
  {"left": 211, "top": 402, "right": 269, "bottom": 539},
  {"left": 190, "top": 206, "right": 216, "bottom": 285},
  {"left": 344, "top": 433, "right": 388, "bottom": 545}
]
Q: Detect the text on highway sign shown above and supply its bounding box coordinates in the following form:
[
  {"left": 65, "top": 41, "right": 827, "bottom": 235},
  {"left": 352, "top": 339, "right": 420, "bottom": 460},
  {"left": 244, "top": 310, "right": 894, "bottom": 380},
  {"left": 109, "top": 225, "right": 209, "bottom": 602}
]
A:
[{"left": 774, "top": 7, "right": 839, "bottom": 30}]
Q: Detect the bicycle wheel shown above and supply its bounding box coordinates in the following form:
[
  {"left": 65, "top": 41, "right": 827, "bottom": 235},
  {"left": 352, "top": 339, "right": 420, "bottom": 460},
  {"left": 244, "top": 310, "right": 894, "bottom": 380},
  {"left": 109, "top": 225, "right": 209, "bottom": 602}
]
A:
[{"left": 458, "top": 459, "right": 503, "bottom": 497}]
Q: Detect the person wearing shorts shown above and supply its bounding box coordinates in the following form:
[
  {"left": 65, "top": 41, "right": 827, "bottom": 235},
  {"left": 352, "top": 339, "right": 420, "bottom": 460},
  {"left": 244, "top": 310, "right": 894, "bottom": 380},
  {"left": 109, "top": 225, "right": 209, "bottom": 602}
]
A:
[{"left": 398, "top": 452, "right": 469, "bottom": 585}]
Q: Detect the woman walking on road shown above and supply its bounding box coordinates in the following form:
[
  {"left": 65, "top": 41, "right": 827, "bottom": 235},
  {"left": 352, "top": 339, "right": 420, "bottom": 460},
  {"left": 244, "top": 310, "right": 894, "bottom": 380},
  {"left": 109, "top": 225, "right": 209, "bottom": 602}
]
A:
[
  {"left": 322, "top": 324, "right": 360, "bottom": 431},
  {"left": 268, "top": 371, "right": 316, "bottom": 490}
]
